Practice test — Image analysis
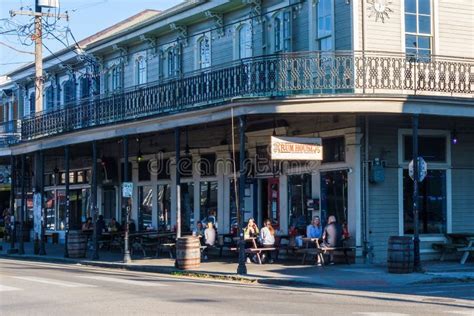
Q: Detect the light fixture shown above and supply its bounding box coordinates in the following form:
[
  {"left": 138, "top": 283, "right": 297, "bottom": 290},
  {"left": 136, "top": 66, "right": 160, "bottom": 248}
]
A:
[
  {"left": 452, "top": 130, "right": 458, "bottom": 145},
  {"left": 137, "top": 137, "right": 144, "bottom": 162}
]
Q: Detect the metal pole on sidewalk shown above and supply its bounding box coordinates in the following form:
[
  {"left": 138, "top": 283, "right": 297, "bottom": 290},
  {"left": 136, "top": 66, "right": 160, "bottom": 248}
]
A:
[
  {"left": 8, "top": 155, "right": 18, "bottom": 254},
  {"left": 38, "top": 151, "right": 46, "bottom": 255},
  {"left": 237, "top": 116, "right": 247, "bottom": 275},
  {"left": 91, "top": 141, "right": 99, "bottom": 260},
  {"left": 123, "top": 136, "right": 132, "bottom": 263},
  {"left": 412, "top": 114, "right": 421, "bottom": 272},
  {"left": 175, "top": 127, "right": 181, "bottom": 239},
  {"left": 19, "top": 154, "right": 25, "bottom": 255},
  {"left": 64, "top": 146, "right": 70, "bottom": 258}
]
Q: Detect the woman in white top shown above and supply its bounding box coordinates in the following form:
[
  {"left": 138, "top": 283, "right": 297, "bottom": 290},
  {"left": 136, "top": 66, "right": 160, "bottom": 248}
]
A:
[
  {"left": 202, "top": 222, "right": 216, "bottom": 260},
  {"left": 259, "top": 219, "right": 275, "bottom": 263}
]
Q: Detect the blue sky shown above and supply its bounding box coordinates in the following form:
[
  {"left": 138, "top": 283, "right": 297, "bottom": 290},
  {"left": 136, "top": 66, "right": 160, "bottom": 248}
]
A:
[{"left": 0, "top": 0, "right": 183, "bottom": 75}]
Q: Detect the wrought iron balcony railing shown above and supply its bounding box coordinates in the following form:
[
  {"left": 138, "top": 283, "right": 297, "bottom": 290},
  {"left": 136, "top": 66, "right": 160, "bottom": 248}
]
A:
[
  {"left": 0, "top": 120, "right": 21, "bottom": 147},
  {"left": 21, "top": 51, "right": 473, "bottom": 141}
]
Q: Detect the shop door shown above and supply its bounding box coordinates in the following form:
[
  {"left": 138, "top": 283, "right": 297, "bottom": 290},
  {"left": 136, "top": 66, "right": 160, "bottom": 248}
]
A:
[
  {"left": 260, "top": 178, "right": 279, "bottom": 228},
  {"left": 102, "top": 187, "right": 116, "bottom": 221},
  {"left": 320, "top": 170, "right": 348, "bottom": 227}
]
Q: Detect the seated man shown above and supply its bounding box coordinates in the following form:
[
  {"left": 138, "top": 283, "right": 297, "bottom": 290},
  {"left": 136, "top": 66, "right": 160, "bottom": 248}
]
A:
[
  {"left": 321, "top": 215, "right": 344, "bottom": 265},
  {"left": 108, "top": 217, "right": 121, "bottom": 232}
]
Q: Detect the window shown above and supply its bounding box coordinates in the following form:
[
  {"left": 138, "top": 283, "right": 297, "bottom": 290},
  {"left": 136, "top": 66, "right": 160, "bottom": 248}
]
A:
[
  {"left": 44, "top": 86, "right": 54, "bottom": 110},
  {"left": 283, "top": 11, "right": 291, "bottom": 52},
  {"left": 317, "top": 0, "right": 333, "bottom": 51},
  {"left": 322, "top": 136, "right": 345, "bottom": 163},
  {"left": 274, "top": 17, "right": 281, "bottom": 52},
  {"left": 403, "top": 135, "right": 446, "bottom": 162},
  {"left": 198, "top": 35, "right": 211, "bottom": 69},
  {"left": 320, "top": 170, "right": 348, "bottom": 226},
  {"left": 167, "top": 49, "right": 176, "bottom": 77},
  {"left": 136, "top": 56, "right": 147, "bottom": 85},
  {"left": 111, "top": 66, "right": 122, "bottom": 91},
  {"left": 63, "top": 80, "right": 75, "bottom": 105},
  {"left": 200, "top": 181, "right": 218, "bottom": 226},
  {"left": 403, "top": 169, "right": 446, "bottom": 234},
  {"left": 29, "top": 92, "right": 35, "bottom": 115},
  {"left": 288, "top": 174, "right": 312, "bottom": 234},
  {"left": 138, "top": 160, "right": 151, "bottom": 182},
  {"left": 157, "top": 184, "right": 171, "bottom": 230},
  {"left": 405, "top": 0, "right": 432, "bottom": 57},
  {"left": 181, "top": 182, "right": 194, "bottom": 232},
  {"left": 138, "top": 186, "right": 153, "bottom": 230},
  {"left": 238, "top": 24, "right": 252, "bottom": 59},
  {"left": 200, "top": 153, "right": 216, "bottom": 177},
  {"left": 80, "top": 76, "right": 90, "bottom": 99}
]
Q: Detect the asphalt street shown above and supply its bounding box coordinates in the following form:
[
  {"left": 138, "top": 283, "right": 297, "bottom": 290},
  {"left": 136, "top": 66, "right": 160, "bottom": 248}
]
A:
[{"left": 0, "top": 258, "right": 472, "bottom": 315}]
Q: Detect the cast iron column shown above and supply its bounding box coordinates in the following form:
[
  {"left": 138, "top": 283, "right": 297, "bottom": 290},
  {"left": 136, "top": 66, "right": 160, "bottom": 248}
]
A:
[
  {"left": 412, "top": 115, "right": 421, "bottom": 271},
  {"left": 19, "top": 155, "right": 25, "bottom": 255},
  {"left": 123, "top": 136, "right": 132, "bottom": 263},
  {"left": 175, "top": 127, "right": 181, "bottom": 239},
  {"left": 91, "top": 141, "right": 99, "bottom": 260},
  {"left": 237, "top": 116, "right": 247, "bottom": 275},
  {"left": 8, "top": 155, "right": 17, "bottom": 253},
  {"left": 64, "top": 146, "right": 70, "bottom": 257},
  {"left": 38, "top": 151, "right": 46, "bottom": 255}
]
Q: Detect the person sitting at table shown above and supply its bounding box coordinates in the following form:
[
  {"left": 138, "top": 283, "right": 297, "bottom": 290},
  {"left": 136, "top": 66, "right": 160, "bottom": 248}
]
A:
[
  {"left": 82, "top": 217, "right": 93, "bottom": 232},
  {"left": 126, "top": 220, "right": 136, "bottom": 233},
  {"left": 202, "top": 222, "right": 216, "bottom": 260},
  {"left": 244, "top": 218, "right": 259, "bottom": 239},
  {"left": 193, "top": 222, "right": 204, "bottom": 238},
  {"left": 321, "top": 215, "right": 343, "bottom": 265},
  {"left": 108, "top": 217, "right": 121, "bottom": 232},
  {"left": 306, "top": 216, "right": 322, "bottom": 240},
  {"left": 259, "top": 219, "right": 275, "bottom": 264},
  {"left": 96, "top": 215, "right": 106, "bottom": 235}
]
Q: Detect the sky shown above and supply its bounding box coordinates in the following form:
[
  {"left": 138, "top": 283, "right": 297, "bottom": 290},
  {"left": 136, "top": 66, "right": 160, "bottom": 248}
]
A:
[{"left": 0, "top": 0, "right": 183, "bottom": 75}]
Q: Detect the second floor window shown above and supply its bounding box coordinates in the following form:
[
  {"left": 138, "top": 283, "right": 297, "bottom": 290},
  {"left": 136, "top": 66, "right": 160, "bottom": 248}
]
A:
[
  {"left": 63, "top": 80, "right": 75, "bottom": 105},
  {"left": 273, "top": 11, "right": 292, "bottom": 53},
  {"left": 405, "top": 0, "right": 432, "bottom": 57},
  {"left": 198, "top": 35, "right": 211, "bottom": 69},
  {"left": 80, "top": 77, "right": 90, "bottom": 99},
  {"left": 44, "top": 86, "right": 54, "bottom": 110},
  {"left": 111, "top": 67, "right": 122, "bottom": 91},
  {"left": 29, "top": 92, "right": 35, "bottom": 115},
  {"left": 136, "top": 56, "right": 147, "bottom": 85},
  {"left": 317, "top": 0, "right": 333, "bottom": 51},
  {"left": 238, "top": 24, "right": 252, "bottom": 59},
  {"left": 274, "top": 17, "right": 281, "bottom": 52}
]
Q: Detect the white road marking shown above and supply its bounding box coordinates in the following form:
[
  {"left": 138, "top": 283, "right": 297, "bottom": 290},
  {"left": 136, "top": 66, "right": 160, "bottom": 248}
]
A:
[
  {"left": 0, "top": 284, "right": 21, "bottom": 292},
  {"left": 353, "top": 313, "right": 410, "bottom": 316},
  {"left": 417, "top": 290, "right": 447, "bottom": 294},
  {"left": 444, "top": 311, "right": 474, "bottom": 315},
  {"left": 78, "top": 275, "right": 166, "bottom": 287},
  {"left": 12, "top": 276, "right": 96, "bottom": 288}
]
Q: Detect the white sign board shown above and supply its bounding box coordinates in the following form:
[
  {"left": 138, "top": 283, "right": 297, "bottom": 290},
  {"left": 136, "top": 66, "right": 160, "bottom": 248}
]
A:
[
  {"left": 271, "top": 136, "right": 323, "bottom": 161},
  {"left": 122, "top": 182, "right": 133, "bottom": 198},
  {"left": 409, "top": 157, "right": 428, "bottom": 182}
]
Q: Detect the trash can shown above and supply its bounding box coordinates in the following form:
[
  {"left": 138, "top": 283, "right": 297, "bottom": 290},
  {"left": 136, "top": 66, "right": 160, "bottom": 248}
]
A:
[
  {"left": 176, "top": 236, "right": 201, "bottom": 270},
  {"left": 387, "top": 236, "right": 414, "bottom": 274}
]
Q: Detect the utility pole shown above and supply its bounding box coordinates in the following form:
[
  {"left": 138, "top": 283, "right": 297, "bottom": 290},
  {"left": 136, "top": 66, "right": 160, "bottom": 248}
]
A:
[{"left": 10, "top": 0, "right": 68, "bottom": 114}]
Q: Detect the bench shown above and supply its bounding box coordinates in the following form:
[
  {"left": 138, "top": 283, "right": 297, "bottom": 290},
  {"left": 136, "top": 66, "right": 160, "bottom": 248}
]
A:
[
  {"left": 230, "top": 240, "right": 277, "bottom": 264},
  {"left": 432, "top": 234, "right": 474, "bottom": 263},
  {"left": 432, "top": 243, "right": 466, "bottom": 261},
  {"left": 299, "top": 238, "right": 354, "bottom": 265},
  {"left": 156, "top": 243, "right": 175, "bottom": 258}
]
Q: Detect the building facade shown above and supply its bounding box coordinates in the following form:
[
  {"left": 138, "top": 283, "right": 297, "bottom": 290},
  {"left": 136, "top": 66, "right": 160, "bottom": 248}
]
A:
[{"left": 0, "top": 0, "right": 473, "bottom": 263}]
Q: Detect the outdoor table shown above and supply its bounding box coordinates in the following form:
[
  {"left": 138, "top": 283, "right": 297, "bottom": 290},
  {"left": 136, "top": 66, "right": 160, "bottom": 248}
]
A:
[
  {"left": 244, "top": 237, "right": 276, "bottom": 264},
  {"left": 447, "top": 233, "right": 474, "bottom": 264},
  {"left": 301, "top": 238, "right": 323, "bottom": 265}
]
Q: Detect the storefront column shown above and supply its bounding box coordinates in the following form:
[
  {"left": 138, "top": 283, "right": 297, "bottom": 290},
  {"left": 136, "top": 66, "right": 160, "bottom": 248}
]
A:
[
  {"left": 123, "top": 136, "right": 132, "bottom": 263},
  {"left": 91, "top": 141, "right": 99, "bottom": 260},
  {"left": 193, "top": 156, "right": 200, "bottom": 232},
  {"left": 175, "top": 127, "right": 181, "bottom": 238},
  {"left": 412, "top": 114, "right": 421, "bottom": 271},
  {"left": 64, "top": 146, "right": 70, "bottom": 258},
  {"left": 8, "top": 155, "right": 18, "bottom": 253},
  {"left": 279, "top": 174, "right": 288, "bottom": 235},
  {"left": 19, "top": 155, "right": 25, "bottom": 255},
  {"left": 37, "top": 151, "right": 46, "bottom": 255},
  {"left": 346, "top": 131, "right": 363, "bottom": 252},
  {"left": 237, "top": 115, "right": 247, "bottom": 275},
  {"left": 216, "top": 152, "right": 225, "bottom": 234}
]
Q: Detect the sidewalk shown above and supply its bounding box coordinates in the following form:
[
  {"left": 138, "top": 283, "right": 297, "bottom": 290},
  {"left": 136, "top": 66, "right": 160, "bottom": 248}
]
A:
[{"left": 1, "top": 241, "right": 473, "bottom": 289}]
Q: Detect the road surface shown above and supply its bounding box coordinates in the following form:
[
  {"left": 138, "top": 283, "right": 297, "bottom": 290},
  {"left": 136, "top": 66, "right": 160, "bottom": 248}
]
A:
[{"left": 0, "top": 258, "right": 472, "bottom": 315}]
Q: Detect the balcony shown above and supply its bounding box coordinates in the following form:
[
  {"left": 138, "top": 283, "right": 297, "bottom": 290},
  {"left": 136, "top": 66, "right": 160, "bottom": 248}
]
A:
[
  {"left": 21, "top": 51, "right": 473, "bottom": 142},
  {"left": 0, "top": 120, "right": 21, "bottom": 148}
]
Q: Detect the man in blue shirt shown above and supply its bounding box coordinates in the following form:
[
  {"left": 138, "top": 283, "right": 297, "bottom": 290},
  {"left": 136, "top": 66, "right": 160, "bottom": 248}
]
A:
[{"left": 306, "top": 216, "right": 322, "bottom": 239}]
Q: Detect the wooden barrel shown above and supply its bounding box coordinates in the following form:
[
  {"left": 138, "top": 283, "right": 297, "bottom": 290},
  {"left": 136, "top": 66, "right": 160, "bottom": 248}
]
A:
[
  {"left": 67, "top": 230, "right": 87, "bottom": 258},
  {"left": 176, "top": 237, "right": 201, "bottom": 270},
  {"left": 387, "top": 236, "right": 414, "bottom": 274}
]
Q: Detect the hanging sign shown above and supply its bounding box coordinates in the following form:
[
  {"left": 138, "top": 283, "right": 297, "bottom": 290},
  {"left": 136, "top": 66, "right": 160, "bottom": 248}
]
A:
[{"left": 271, "top": 136, "right": 323, "bottom": 160}]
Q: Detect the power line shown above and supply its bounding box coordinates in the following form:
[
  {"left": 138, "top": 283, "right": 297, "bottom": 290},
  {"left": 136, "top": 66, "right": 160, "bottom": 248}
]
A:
[{"left": 0, "top": 40, "right": 34, "bottom": 54}]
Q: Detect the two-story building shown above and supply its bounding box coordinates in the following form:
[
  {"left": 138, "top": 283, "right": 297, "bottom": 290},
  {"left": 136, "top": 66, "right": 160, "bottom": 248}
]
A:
[{"left": 1, "top": 0, "right": 473, "bottom": 263}]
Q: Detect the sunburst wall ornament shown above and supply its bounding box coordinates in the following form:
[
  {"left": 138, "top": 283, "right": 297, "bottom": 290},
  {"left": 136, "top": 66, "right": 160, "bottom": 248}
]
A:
[{"left": 367, "top": 0, "right": 393, "bottom": 23}]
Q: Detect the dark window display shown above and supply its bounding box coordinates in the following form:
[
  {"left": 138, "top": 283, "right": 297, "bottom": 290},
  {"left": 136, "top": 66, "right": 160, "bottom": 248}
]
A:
[
  {"left": 288, "top": 174, "right": 312, "bottom": 234},
  {"left": 200, "top": 181, "right": 218, "bottom": 226},
  {"left": 320, "top": 170, "right": 348, "bottom": 227},
  {"left": 403, "top": 169, "right": 446, "bottom": 234},
  {"left": 157, "top": 184, "right": 171, "bottom": 231},
  {"left": 138, "top": 186, "right": 153, "bottom": 230},
  {"left": 181, "top": 182, "right": 194, "bottom": 232}
]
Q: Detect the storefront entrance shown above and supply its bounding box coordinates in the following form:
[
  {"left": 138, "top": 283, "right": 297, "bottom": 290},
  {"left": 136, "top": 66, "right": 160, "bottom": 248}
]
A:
[
  {"left": 259, "top": 178, "right": 279, "bottom": 229},
  {"left": 320, "top": 170, "right": 348, "bottom": 227}
]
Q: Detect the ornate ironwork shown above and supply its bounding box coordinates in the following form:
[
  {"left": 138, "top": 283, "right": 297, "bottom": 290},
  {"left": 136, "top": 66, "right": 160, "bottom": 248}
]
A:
[{"left": 19, "top": 51, "right": 474, "bottom": 141}]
